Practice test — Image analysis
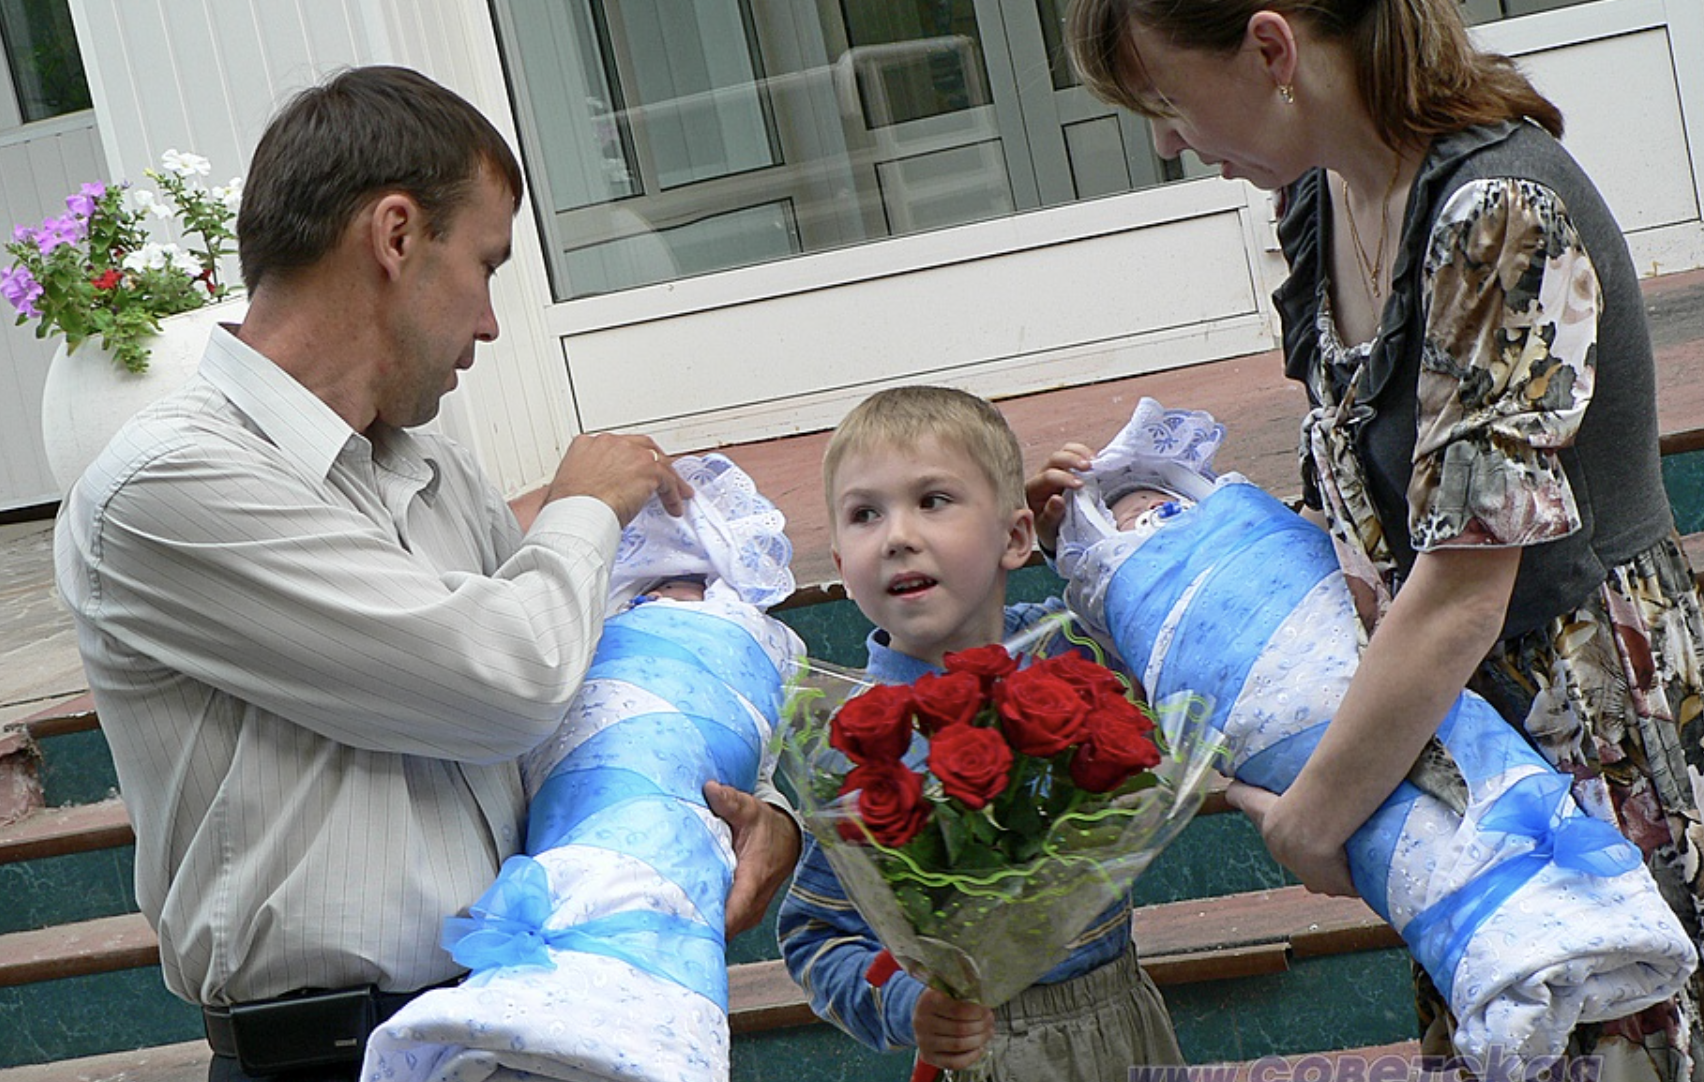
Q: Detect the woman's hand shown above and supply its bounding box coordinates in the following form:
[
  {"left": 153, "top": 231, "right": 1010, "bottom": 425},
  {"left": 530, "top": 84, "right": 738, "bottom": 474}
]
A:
[
  {"left": 1224, "top": 781, "right": 1357, "bottom": 897},
  {"left": 913, "top": 987, "right": 994, "bottom": 1071},
  {"left": 1025, "top": 442, "right": 1095, "bottom": 553},
  {"left": 1232, "top": 546, "right": 1522, "bottom": 900}
]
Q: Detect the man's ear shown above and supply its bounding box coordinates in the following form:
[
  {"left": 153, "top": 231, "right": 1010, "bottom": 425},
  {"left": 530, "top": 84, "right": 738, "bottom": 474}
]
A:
[
  {"left": 368, "top": 192, "right": 422, "bottom": 281},
  {"left": 1247, "top": 11, "right": 1299, "bottom": 90},
  {"left": 1003, "top": 508, "right": 1037, "bottom": 571}
]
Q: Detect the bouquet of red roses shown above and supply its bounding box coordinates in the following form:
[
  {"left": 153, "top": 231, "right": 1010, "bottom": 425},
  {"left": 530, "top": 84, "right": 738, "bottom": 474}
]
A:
[{"left": 779, "top": 622, "right": 1219, "bottom": 1026}]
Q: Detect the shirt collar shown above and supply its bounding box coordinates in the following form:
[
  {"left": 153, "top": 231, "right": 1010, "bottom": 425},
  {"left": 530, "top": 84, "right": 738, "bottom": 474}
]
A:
[
  {"left": 201, "top": 324, "right": 359, "bottom": 481},
  {"left": 200, "top": 325, "right": 438, "bottom": 493}
]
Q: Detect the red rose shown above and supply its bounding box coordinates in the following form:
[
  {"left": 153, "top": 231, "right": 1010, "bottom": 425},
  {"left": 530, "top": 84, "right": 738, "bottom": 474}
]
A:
[
  {"left": 1034, "top": 652, "right": 1138, "bottom": 704},
  {"left": 1082, "top": 688, "right": 1156, "bottom": 736},
  {"left": 830, "top": 684, "right": 916, "bottom": 764},
  {"left": 911, "top": 670, "right": 983, "bottom": 734},
  {"left": 928, "top": 723, "right": 1014, "bottom": 809},
  {"left": 996, "top": 667, "right": 1088, "bottom": 757},
  {"left": 1069, "top": 705, "right": 1162, "bottom": 793},
  {"left": 837, "top": 760, "right": 931, "bottom": 847},
  {"left": 942, "top": 644, "right": 1018, "bottom": 691}
]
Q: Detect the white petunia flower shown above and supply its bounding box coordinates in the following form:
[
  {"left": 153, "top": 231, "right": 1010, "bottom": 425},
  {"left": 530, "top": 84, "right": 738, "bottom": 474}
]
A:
[
  {"left": 166, "top": 245, "right": 200, "bottom": 276},
  {"left": 121, "top": 242, "right": 169, "bottom": 272},
  {"left": 130, "top": 189, "right": 175, "bottom": 220},
  {"left": 213, "top": 177, "right": 244, "bottom": 214},
  {"left": 160, "top": 149, "right": 212, "bottom": 177}
]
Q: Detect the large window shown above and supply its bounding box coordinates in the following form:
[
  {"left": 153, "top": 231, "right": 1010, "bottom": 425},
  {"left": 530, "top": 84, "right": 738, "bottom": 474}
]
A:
[
  {"left": 0, "top": 0, "right": 89, "bottom": 126},
  {"left": 493, "top": 0, "right": 1598, "bottom": 302},
  {"left": 494, "top": 0, "right": 1180, "bottom": 300}
]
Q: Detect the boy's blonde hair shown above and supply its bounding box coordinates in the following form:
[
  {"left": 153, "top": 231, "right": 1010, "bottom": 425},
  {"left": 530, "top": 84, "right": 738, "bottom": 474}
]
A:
[{"left": 823, "top": 386, "right": 1026, "bottom": 517}]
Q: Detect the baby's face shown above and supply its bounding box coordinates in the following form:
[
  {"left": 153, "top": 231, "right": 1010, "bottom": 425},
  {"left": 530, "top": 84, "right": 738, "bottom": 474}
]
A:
[
  {"left": 643, "top": 577, "right": 707, "bottom": 603},
  {"left": 1110, "top": 488, "right": 1176, "bottom": 532}
]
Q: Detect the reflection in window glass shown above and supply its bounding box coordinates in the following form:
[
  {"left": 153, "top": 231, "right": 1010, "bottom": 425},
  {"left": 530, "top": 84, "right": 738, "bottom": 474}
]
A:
[
  {"left": 0, "top": 0, "right": 90, "bottom": 123},
  {"left": 499, "top": 0, "right": 1054, "bottom": 300},
  {"left": 618, "top": 0, "right": 780, "bottom": 189},
  {"left": 840, "top": 0, "right": 990, "bottom": 127},
  {"left": 503, "top": 1, "right": 637, "bottom": 214},
  {"left": 494, "top": 0, "right": 1601, "bottom": 302},
  {"left": 1034, "top": 0, "right": 1076, "bottom": 93}
]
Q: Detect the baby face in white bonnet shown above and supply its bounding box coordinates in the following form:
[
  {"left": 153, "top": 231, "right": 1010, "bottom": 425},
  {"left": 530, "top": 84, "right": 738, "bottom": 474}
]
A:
[{"left": 1106, "top": 484, "right": 1193, "bottom": 535}]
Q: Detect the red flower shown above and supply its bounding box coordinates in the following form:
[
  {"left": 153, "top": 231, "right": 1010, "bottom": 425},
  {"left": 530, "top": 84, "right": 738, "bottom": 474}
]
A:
[
  {"left": 911, "top": 670, "right": 983, "bottom": 734},
  {"left": 1069, "top": 701, "right": 1162, "bottom": 793},
  {"left": 91, "top": 269, "right": 122, "bottom": 290},
  {"left": 928, "top": 723, "right": 1014, "bottom": 809},
  {"left": 830, "top": 684, "right": 916, "bottom": 764},
  {"left": 943, "top": 644, "right": 1018, "bottom": 691},
  {"left": 1034, "top": 652, "right": 1137, "bottom": 704},
  {"left": 1083, "top": 687, "right": 1156, "bottom": 736},
  {"left": 838, "top": 760, "right": 931, "bottom": 847},
  {"left": 997, "top": 667, "right": 1088, "bottom": 757}
]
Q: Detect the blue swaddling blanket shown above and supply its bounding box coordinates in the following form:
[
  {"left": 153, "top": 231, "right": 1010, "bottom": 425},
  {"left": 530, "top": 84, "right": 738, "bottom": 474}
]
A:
[
  {"left": 364, "top": 454, "right": 804, "bottom": 1082},
  {"left": 1057, "top": 401, "right": 1696, "bottom": 1059}
]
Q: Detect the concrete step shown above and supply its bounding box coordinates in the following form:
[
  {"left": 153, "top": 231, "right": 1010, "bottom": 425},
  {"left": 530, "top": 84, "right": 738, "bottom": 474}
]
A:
[
  {"left": 1, "top": 693, "right": 115, "bottom": 814},
  {"left": 0, "top": 799, "right": 131, "bottom": 865},
  {"left": 0, "top": 882, "right": 1391, "bottom": 1002},
  {"left": 0, "top": 797, "right": 135, "bottom": 936}
]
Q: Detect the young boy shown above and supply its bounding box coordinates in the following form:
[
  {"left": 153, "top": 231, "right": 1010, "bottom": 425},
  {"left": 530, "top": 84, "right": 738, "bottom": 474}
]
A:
[{"left": 776, "top": 386, "right": 1184, "bottom": 1080}]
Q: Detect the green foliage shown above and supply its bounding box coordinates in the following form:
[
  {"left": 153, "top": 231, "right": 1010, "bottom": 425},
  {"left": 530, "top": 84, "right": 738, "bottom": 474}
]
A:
[{"left": 2, "top": 151, "right": 239, "bottom": 373}]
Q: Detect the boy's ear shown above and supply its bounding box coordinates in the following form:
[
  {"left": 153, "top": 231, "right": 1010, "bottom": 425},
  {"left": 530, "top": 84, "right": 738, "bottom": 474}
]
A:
[
  {"left": 1002, "top": 508, "right": 1037, "bottom": 571},
  {"left": 831, "top": 547, "right": 850, "bottom": 600}
]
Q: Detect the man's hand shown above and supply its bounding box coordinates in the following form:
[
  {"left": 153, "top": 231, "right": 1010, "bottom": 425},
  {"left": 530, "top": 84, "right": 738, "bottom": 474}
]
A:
[
  {"left": 1224, "top": 780, "right": 1357, "bottom": 897},
  {"left": 544, "top": 432, "right": 691, "bottom": 526},
  {"left": 705, "top": 781, "right": 802, "bottom": 937},
  {"left": 914, "top": 987, "right": 994, "bottom": 1071},
  {"left": 1024, "top": 443, "right": 1094, "bottom": 553}
]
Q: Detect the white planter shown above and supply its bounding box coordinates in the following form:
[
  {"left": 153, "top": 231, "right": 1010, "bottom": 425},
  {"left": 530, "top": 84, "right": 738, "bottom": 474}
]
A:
[{"left": 40, "top": 296, "right": 248, "bottom": 492}]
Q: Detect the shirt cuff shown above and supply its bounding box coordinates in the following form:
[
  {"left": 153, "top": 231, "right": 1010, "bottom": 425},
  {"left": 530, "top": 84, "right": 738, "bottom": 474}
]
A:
[{"left": 524, "top": 494, "right": 622, "bottom": 555}]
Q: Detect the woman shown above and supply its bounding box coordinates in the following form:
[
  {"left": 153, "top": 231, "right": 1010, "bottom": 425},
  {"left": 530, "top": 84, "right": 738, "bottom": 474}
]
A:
[{"left": 1066, "top": 0, "right": 1704, "bottom": 1073}]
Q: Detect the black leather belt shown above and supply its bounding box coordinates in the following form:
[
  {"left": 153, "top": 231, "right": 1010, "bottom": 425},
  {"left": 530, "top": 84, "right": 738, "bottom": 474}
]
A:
[{"left": 204, "top": 984, "right": 446, "bottom": 1074}]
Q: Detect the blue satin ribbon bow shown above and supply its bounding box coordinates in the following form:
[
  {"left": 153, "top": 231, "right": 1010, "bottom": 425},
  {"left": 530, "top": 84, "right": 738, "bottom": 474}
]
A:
[
  {"left": 444, "top": 854, "right": 728, "bottom": 1006},
  {"left": 1402, "top": 771, "right": 1641, "bottom": 999}
]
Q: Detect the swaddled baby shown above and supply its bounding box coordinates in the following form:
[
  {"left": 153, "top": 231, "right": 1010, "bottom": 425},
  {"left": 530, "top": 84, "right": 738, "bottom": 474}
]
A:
[
  {"left": 366, "top": 453, "right": 804, "bottom": 1082},
  {"left": 1049, "top": 398, "right": 1696, "bottom": 1060}
]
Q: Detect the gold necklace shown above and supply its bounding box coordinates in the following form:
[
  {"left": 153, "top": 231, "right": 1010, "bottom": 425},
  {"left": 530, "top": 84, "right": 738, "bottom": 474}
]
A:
[{"left": 1342, "top": 156, "right": 1402, "bottom": 302}]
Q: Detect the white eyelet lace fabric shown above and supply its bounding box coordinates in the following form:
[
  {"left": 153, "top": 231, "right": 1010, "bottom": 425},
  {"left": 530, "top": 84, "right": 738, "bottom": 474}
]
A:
[
  {"left": 605, "top": 452, "right": 795, "bottom": 613},
  {"left": 1055, "top": 396, "right": 1247, "bottom": 589}
]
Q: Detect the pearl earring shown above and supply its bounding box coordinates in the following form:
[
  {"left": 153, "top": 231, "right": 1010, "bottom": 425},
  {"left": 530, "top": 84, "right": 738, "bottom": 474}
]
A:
[{"left": 1278, "top": 84, "right": 1295, "bottom": 105}]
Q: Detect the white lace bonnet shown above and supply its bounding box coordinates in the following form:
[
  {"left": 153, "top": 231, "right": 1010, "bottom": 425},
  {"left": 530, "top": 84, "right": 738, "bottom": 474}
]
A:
[
  {"left": 1061, "top": 397, "right": 1242, "bottom": 544},
  {"left": 605, "top": 452, "right": 796, "bottom": 612}
]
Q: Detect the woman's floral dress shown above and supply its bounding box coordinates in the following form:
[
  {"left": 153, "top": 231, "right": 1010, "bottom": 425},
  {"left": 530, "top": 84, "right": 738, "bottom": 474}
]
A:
[{"left": 1301, "top": 176, "right": 1704, "bottom": 1080}]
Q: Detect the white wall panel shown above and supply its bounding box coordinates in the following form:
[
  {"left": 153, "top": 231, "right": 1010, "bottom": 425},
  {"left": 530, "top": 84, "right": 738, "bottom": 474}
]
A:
[
  {"left": 0, "top": 115, "right": 106, "bottom": 510},
  {"left": 68, "top": 1, "right": 354, "bottom": 191},
  {"left": 1478, "top": 0, "right": 1704, "bottom": 273},
  {"left": 568, "top": 208, "right": 1260, "bottom": 433}
]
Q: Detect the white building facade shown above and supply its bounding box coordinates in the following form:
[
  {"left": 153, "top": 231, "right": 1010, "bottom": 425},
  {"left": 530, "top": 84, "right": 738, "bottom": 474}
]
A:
[{"left": 1, "top": 0, "right": 1700, "bottom": 510}]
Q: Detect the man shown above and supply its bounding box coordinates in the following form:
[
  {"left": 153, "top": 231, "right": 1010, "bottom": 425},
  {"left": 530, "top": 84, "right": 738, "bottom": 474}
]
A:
[{"left": 54, "top": 65, "right": 798, "bottom": 1081}]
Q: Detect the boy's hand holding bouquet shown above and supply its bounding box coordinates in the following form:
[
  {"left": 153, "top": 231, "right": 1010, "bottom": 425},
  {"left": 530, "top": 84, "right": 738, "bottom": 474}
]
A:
[{"left": 781, "top": 623, "right": 1219, "bottom": 1077}]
